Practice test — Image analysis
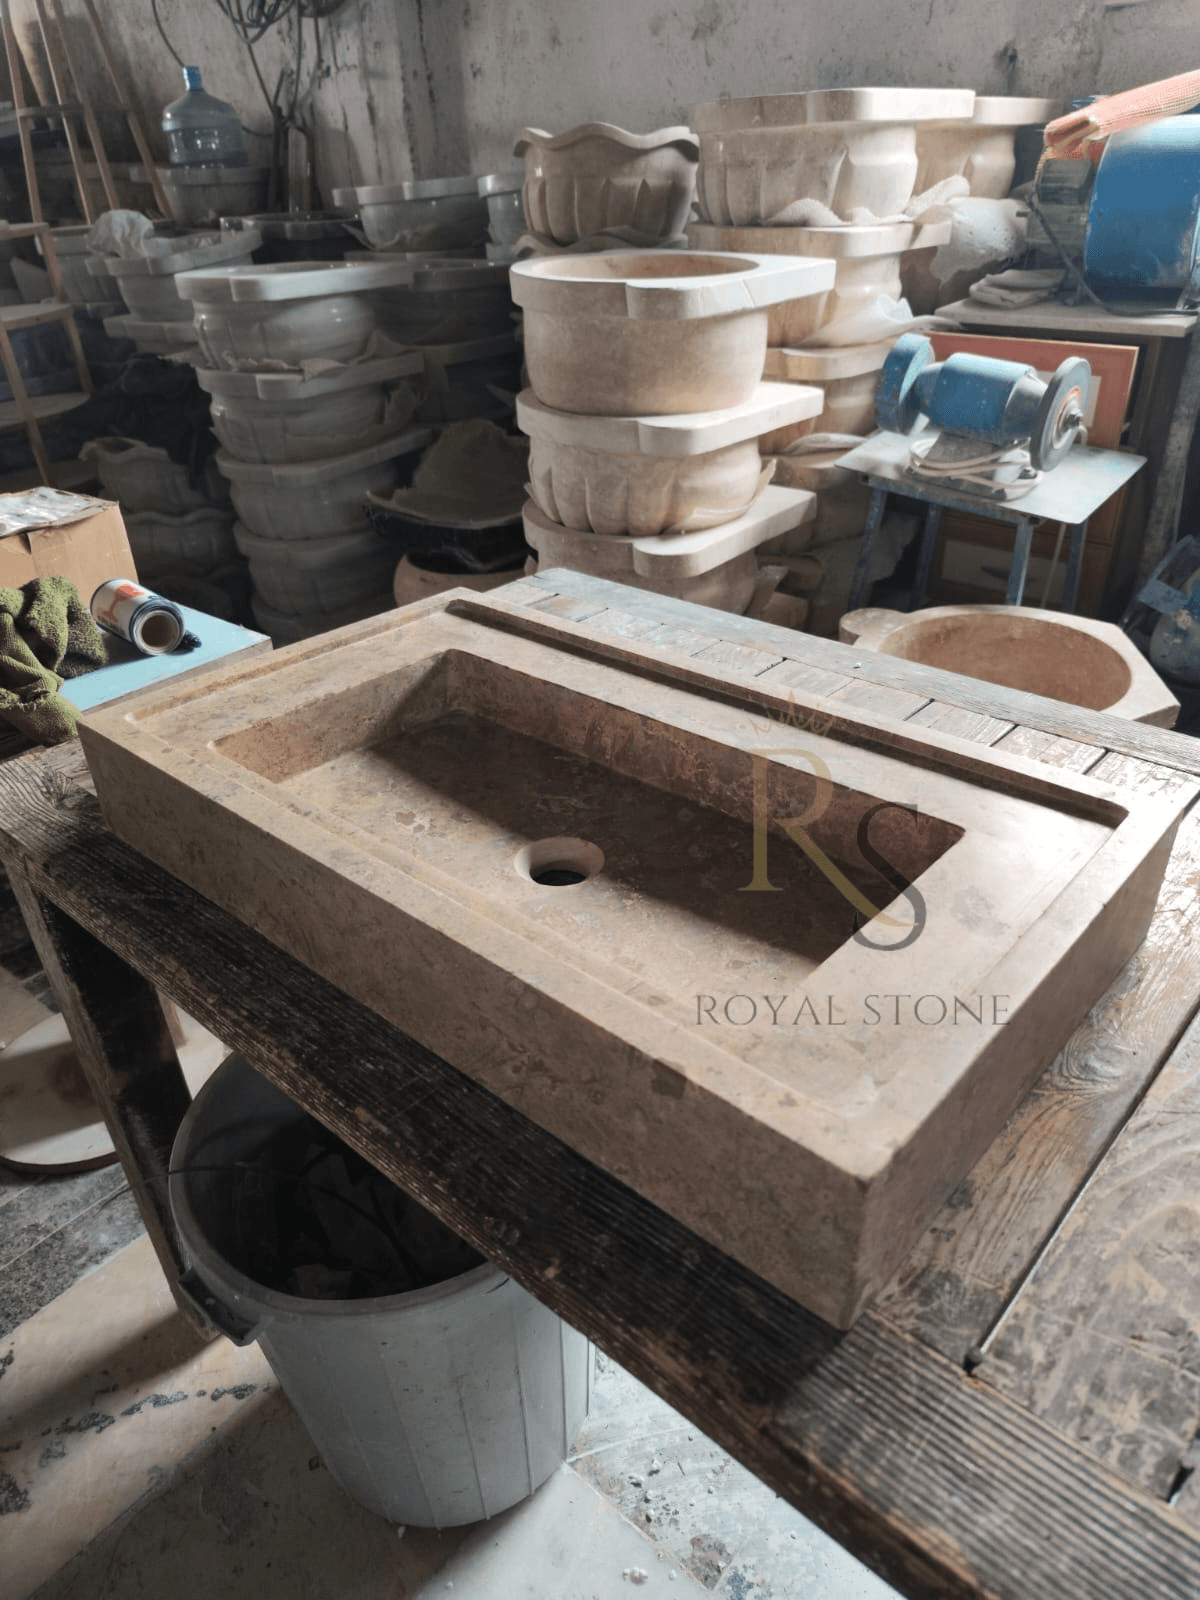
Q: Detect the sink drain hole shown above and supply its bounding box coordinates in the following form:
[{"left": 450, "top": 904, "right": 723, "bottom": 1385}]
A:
[
  {"left": 515, "top": 836, "right": 604, "bottom": 887},
  {"left": 532, "top": 865, "right": 586, "bottom": 887}
]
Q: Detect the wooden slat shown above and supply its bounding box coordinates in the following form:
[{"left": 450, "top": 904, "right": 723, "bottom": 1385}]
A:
[
  {"left": 978, "top": 1004, "right": 1200, "bottom": 1497},
  {"left": 905, "top": 700, "right": 1015, "bottom": 744},
  {"left": 1, "top": 857, "right": 200, "bottom": 1328},
  {"left": 2, "top": 747, "right": 1200, "bottom": 1597},
  {"left": 528, "top": 591, "right": 609, "bottom": 623},
  {"left": 756, "top": 656, "right": 855, "bottom": 698},
  {"left": 690, "top": 637, "right": 786, "bottom": 676},
  {"left": 524, "top": 569, "right": 1200, "bottom": 771},
  {"left": 828, "top": 678, "right": 931, "bottom": 721},
  {"left": 992, "top": 723, "right": 1109, "bottom": 773},
  {"left": 879, "top": 762, "right": 1200, "bottom": 1360}
]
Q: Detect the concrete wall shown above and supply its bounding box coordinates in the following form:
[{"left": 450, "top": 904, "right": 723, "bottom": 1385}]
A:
[{"left": 22, "top": 0, "right": 1198, "bottom": 202}]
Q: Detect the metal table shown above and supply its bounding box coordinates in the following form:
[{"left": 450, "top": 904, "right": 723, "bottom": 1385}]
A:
[{"left": 840, "top": 431, "right": 1146, "bottom": 613}]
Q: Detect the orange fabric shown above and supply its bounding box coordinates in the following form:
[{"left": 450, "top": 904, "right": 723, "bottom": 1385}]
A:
[{"left": 1042, "top": 69, "right": 1200, "bottom": 161}]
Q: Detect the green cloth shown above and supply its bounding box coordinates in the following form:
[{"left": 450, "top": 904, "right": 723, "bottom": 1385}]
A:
[{"left": 0, "top": 577, "right": 107, "bottom": 745}]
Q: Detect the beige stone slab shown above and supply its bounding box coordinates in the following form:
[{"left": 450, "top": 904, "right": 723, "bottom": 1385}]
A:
[
  {"left": 0, "top": 1233, "right": 274, "bottom": 1600},
  {"left": 78, "top": 593, "right": 1188, "bottom": 1327}
]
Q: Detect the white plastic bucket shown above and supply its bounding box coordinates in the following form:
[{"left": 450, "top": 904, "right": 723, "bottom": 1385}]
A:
[{"left": 169, "top": 1055, "right": 593, "bottom": 1527}]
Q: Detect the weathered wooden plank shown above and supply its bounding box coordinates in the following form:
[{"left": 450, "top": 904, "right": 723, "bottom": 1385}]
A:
[
  {"left": 773, "top": 1312, "right": 1200, "bottom": 1600},
  {"left": 993, "top": 723, "right": 1109, "bottom": 773},
  {"left": 988, "top": 985, "right": 1200, "bottom": 1486},
  {"left": 527, "top": 591, "right": 609, "bottom": 623},
  {"left": 3, "top": 747, "right": 1200, "bottom": 1598},
  {"left": 879, "top": 765, "right": 1200, "bottom": 1360},
  {"left": 904, "top": 700, "right": 1015, "bottom": 744},
  {"left": 978, "top": 1004, "right": 1200, "bottom": 1498},
  {"left": 0, "top": 856, "right": 202, "bottom": 1333},
  {"left": 828, "top": 678, "right": 932, "bottom": 721},
  {"left": 756, "top": 656, "right": 855, "bottom": 698},
  {"left": 572, "top": 605, "right": 667, "bottom": 642},
  {"left": 524, "top": 569, "right": 1200, "bottom": 771},
  {"left": 691, "top": 637, "right": 786, "bottom": 676}
]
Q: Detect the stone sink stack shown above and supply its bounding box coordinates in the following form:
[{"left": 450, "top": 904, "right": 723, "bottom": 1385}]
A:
[
  {"left": 509, "top": 248, "right": 833, "bottom": 613},
  {"left": 176, "top": 259, "right": 433, "bottom": 642},
  {"left": 687, "top": 87, "right": 971, "bottom": 601}
]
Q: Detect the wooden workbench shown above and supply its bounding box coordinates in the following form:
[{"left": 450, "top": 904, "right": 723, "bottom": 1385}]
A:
[{"left": 3, "top": 568, "right": 1200, "bottom": 1599}]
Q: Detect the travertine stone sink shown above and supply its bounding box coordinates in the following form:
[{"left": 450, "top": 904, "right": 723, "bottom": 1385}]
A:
[
  {"left": 80, "top": 590, "right": 1189, "bottom": 1327},
  {"left": 516, "top": 380, "right": 822, "bottom": 536},
  {"left": 687, "top": 219, "right": 951, "bottom": 347},
  {"left": 841, "top": 606, "right": 1180, "bottom": 727},
  {"left": 509, "top": 249, "right": 835, "bottom": 415},
  {"left": 690, "top": 87, "right": 975, "bottom": 224}
]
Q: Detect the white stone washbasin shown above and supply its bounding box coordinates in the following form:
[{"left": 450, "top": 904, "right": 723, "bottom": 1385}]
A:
[{"left": 840, "top": 605, "right": 1180, "bottom": 727}]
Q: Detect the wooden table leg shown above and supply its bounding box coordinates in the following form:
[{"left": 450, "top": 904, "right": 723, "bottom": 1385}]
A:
[{"left": 4, "top": 860, "right": 209, "bottom": 1334}]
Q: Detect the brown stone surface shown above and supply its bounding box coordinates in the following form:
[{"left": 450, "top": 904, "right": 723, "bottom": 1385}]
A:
[{"left": 79, "top": 589, "right": 1189, "bottom": 1326}]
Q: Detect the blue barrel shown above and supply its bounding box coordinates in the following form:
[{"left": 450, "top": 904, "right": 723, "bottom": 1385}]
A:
[{"left": 1084, "top": 119, "right": 1200, "bottom": 295}]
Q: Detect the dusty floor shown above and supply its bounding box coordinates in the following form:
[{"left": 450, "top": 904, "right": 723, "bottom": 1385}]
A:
[{"left": 0, "top": 934, "right": 900, "bottom": 1600}]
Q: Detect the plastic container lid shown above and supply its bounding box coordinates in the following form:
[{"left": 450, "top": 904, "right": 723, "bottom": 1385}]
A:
[
  {"left": 176, "top": 258, "right": 423, "bottom": 302},
  {"left": 216, "top": 426, "right": 431, "bottom": 485},
  {"left": 196, "top": 351, "right": 425, "bottom": 401}
]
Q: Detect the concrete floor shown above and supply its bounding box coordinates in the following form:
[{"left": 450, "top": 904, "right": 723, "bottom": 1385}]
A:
[{"left": 0, "top": 1104, "right": 899, "bottom": 1600}]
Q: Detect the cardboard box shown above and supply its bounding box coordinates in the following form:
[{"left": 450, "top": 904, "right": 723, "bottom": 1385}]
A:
[{"left": 0, "top": 489, "right": 136, "bottom": 604}]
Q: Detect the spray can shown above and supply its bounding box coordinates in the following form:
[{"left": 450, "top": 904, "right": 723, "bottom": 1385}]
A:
[{"left": 91, "top": 579, "right": 186, "bottom": 655}]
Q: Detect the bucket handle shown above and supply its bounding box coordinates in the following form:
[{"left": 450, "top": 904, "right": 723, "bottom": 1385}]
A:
[{"left": 179, "top": 1267, "right": 260, "bottom": 1345}]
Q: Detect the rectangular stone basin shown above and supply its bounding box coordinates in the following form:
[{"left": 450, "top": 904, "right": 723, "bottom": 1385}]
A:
[{"left": 79, "top": 593, "right": 1191, "bottom": 1326}]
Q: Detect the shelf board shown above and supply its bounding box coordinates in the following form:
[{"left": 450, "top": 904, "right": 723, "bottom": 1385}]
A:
[
  {"left": 0, "top": 390, "right": 90, "bottom": 431},
  {"left": 0, "top": 300, "right": 78, "bottom": 330}
]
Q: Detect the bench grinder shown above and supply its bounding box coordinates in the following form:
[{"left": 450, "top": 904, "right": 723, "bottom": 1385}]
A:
[{"left": 876, "top": 333, "right": 1091, "bottom": 499}]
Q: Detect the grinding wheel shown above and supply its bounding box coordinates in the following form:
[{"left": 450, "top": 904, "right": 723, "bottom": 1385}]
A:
[
  {"left": 1030, "top": 357, "right": 1089, "bottom": 471},
  {"left": 876, "top": 332, "right": 932, "bottom": 433}
]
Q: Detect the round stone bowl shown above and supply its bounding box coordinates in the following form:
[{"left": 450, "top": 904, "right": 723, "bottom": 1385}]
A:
[{"left": 839, "top": 605, "right": 1180, "bottom": 726}]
